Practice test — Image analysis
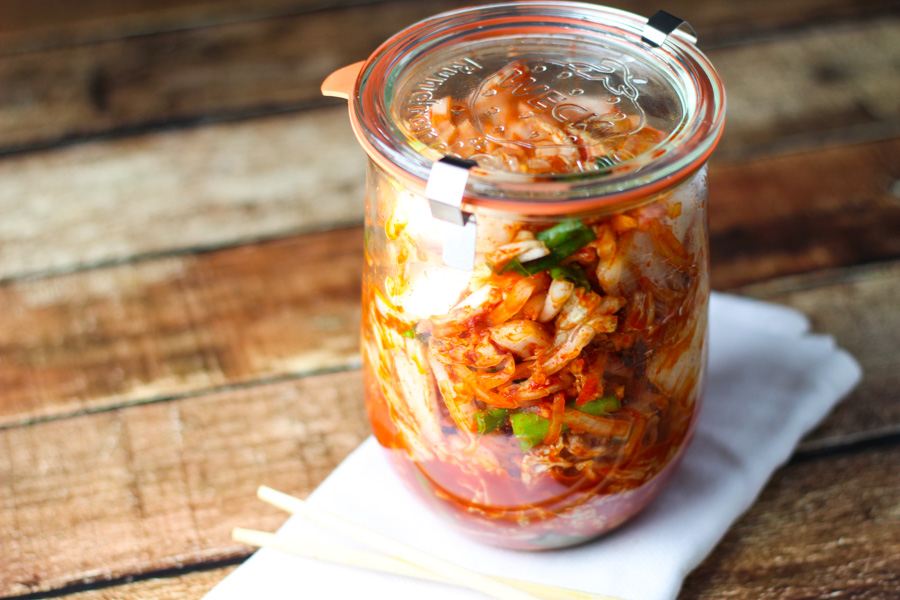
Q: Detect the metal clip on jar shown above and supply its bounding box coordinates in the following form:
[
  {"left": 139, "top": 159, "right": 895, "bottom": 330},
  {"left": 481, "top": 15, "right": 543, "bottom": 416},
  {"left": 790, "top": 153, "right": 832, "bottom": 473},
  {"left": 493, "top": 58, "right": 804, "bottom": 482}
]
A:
[{"left": 323, "top": 2, "right": 724, "bottom": 550}]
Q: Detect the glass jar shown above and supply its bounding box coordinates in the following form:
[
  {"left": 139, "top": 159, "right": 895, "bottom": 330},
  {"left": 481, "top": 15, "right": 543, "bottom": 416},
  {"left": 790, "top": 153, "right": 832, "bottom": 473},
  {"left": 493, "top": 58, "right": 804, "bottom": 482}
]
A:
[{"left": 323, "top": 1, "right": 724, "bottom": 550}]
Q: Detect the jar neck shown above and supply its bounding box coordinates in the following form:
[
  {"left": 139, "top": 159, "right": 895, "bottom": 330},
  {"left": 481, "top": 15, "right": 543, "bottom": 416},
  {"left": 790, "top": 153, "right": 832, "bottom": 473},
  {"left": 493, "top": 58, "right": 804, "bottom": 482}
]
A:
[{"left": 350, "top": 2, "right": 725, "bottom": 214}]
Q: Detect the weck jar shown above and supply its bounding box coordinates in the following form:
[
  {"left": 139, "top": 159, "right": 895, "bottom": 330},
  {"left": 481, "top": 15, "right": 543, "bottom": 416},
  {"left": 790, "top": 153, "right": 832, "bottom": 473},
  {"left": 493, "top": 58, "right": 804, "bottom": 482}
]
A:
[{"left": 322, "top": 1, "right": 725, "bottom": 550}]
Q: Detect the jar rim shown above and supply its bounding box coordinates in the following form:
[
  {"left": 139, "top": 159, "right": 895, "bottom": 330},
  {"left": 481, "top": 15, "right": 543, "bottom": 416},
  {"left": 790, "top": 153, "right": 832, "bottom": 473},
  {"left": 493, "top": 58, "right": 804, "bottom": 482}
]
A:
[{"left": 348, "top": 1, "right": 725, "bottom": 215}]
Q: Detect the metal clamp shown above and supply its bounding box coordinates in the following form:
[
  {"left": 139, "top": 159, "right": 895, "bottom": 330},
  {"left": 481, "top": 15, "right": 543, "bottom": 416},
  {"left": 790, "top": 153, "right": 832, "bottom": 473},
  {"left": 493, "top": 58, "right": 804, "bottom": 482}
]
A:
[
  {"left": 425, "top": 156, "right": 477, "bottom": 270},
  {"left": 641, "top": 10, "right": 697, "bottom": 48}
]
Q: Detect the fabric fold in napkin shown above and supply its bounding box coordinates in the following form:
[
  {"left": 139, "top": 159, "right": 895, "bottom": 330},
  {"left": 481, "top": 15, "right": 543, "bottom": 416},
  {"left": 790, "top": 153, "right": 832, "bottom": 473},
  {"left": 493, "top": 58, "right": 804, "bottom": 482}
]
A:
[{"left": 205, "top": 292, "right": 861, "bottom": 600}]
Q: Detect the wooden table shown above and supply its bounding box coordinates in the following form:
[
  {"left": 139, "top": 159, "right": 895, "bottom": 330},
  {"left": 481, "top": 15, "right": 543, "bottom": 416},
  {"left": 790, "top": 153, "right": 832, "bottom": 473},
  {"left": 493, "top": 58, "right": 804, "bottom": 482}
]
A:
[{"left": 1, "top": 1, "right": 898, "bottom": 598}]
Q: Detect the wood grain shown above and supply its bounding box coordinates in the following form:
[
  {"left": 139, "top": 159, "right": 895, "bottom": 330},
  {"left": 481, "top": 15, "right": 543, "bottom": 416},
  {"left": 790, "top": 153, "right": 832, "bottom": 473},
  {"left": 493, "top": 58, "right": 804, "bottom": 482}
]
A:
[
  {"left": 0, "top": 105, "right": 365, "bottom": 282},
  {"left": 1, "top": 262, "right": 896, "bottom": 597},
  {"left": 680, "top": 444, "right": 900, "bottom": 600},
  {"left": 0, "top": 1, "right": 351, "bottom": 54},
  {"left": 713, "top": 17, "right": 900, "bottom": 160},
  {"left": 0, "top": 370, "right": 368, "bottom": 596},
  {"left": 709, "top": 137, "right": 900, "bottom": 288},
  {"left": 2, "top": 396, "right": 895, "bottom": 597},
  {"left": 1, "top": 155, "right": 897, "bottom": 426},
  {"left": 0, "top": 229, "right": 363, "bottom": 426},
  {"left": 0, "top": 0, "right": 893, "bottom": 54},
  {"left": 0, "top": 0, "right": 469, "bottom": 152},
  {"left": 0, "top": 4, "right": 895, "bottom": 154},
  {"left": 745, "top": 261, "right": 900, "bottom": 449},
  {"left": 16, "top": 450, "right": 900, "bottom": 600},
  {"left": 0, "top": 112, "right": 896, "bottom": 285},
  {"left": 1, "top": 3, "right": 895, "bottom": 600},
  {"left": 51, "top": 567, "right": 237, "bottom": 600}
]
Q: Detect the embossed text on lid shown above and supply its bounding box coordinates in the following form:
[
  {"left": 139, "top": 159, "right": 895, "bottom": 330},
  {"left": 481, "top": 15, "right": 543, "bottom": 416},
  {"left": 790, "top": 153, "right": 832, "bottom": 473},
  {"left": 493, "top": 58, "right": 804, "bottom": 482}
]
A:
[
  {"left": 391, "top": 33, "right": 685, "bottom": 177},
  {"left": 350, "top": 2, "right": 725, "bottom": 210}
]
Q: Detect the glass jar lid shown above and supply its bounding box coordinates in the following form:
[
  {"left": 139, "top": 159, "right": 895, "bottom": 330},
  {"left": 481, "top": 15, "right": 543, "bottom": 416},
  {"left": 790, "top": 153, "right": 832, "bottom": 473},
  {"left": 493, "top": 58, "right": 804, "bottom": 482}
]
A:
[{"left": 347, "top": 2, "right": 725, "bottom": 214}]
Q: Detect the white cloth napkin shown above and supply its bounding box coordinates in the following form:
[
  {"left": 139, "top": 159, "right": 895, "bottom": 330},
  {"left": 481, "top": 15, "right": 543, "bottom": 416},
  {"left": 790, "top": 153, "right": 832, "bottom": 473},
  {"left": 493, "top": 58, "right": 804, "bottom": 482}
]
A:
[{"left": 205, "top": 292, "right": 861, "bottom": 600}]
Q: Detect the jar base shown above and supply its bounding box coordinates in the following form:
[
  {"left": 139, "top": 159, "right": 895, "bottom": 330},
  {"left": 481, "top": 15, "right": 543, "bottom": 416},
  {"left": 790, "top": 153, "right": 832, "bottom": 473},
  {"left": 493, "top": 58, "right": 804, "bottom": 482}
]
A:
[{"left": 380, "top": 438, "right": 691, "bottom": 551}]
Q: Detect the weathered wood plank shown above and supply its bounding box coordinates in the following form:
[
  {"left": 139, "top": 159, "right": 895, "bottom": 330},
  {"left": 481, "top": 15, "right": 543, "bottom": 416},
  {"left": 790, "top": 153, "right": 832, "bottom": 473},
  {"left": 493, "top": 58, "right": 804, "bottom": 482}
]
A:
[
  {"left": 42, "top": 428, "right": 900, "bottom": 600},
  {"left": 0, "top": 1, "right": 354, "bottom": 54},
  {"left": 1, "top": 5, "right": 895, "bottom": 600},
  {"left": 0, "top": 370, "right": 369, "bottom": 596},
  {"left": 0, "top": 3, "right": 895, "bottom": 154},
  {"left": 743, "top": 262, "right": 900, "bottom": 451},
  {"left": 24, "top": 451, "right": 900, "bottom": 600},
  {"left": 0, "top": 0, "right": 893, "bottom": 55},
  {"left": 0, "top": 0, "right": 466, "bottom": 152},
  {"left": 0, "top": 105, "right": 365, "bottom": 282},
  {"left": 709, "top": 137, "right": 900, "bottom": 289},
  {"left": 0, "top": 263, "right": 892, "bottom": 595},
  {"left": 50, "top": 567, "right": 237, "bottom": 600},
  {"left": 86, "top": 448, "right": 900, "bottom": 600},
  {"left": 713, "top": 17, "right": 900, "bottom": 160},
  {"left": 0, "top": 99, "right": 896, "bottom": 285},
  {"left": 1, "top": 377, "right": 894, "bottom": 596},
  {"left": 0, "top": 188, "right": 897, "bottom": 431},
  {"left": 0, "top": 229, "right": 363, "bottom": 426},
  {"left": 680, "top": 444, "right": 900, "bottom": 600}
]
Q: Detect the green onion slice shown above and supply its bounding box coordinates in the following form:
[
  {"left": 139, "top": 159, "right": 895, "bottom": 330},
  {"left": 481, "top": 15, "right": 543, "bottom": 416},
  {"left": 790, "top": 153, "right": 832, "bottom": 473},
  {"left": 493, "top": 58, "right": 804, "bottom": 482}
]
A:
[
  {"left": 501, "top": 220, "right": 596, "bottom": 276},
  {"left": 510, "top": 412, "right": 550, "bottom": 451},
  {"left": 575, "top": 395, "right": 621, "bottom": 416},
  {"left": 549, "top": 265, "right": 591, "bottom": 289},
  {"left": 475, "top": 409, "right": 509, "bottom": 435}
]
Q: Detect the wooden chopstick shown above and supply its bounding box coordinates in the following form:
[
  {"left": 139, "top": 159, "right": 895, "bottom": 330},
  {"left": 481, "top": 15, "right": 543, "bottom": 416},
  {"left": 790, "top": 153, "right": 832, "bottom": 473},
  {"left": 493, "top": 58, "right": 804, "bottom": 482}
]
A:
[
  {"left": 233, "top": 527, "right": 622, "bottom": 600},
  {"left": 256, "top": 485, "right": 543, "bottom": 600}
]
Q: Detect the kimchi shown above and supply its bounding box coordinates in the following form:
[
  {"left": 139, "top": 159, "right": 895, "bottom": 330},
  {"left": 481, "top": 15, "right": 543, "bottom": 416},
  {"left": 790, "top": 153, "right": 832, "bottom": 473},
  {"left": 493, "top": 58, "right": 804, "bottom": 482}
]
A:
[{"left": 360, "top": 89, "right": 710, "bottom": 549}]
